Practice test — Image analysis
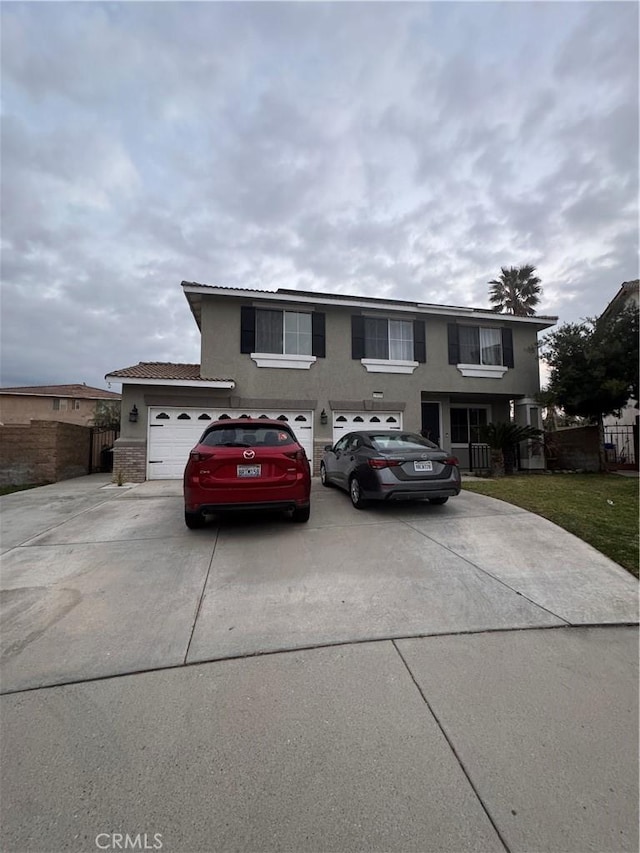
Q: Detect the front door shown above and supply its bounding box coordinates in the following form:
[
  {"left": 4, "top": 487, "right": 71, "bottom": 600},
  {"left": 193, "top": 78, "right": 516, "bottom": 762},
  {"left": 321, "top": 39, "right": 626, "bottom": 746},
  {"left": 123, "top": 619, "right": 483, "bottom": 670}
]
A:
[{"left": 421, "top": 402, "right": 441, "bottom": 445}]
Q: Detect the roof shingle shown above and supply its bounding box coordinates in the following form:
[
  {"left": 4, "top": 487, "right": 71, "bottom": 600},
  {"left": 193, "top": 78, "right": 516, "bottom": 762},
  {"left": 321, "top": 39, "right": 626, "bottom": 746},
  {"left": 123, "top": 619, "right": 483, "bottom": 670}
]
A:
[
  {"left": 0, "top": 383, "right": 121, "bottom": 399},
  {"left": 105, "top": 362, "right": 232, "bottom": 382}
]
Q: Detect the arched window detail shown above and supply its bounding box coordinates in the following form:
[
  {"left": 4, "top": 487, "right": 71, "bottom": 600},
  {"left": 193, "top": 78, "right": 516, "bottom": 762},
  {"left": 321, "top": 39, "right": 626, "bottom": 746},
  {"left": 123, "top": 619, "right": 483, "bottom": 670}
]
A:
[
  {"left": 177, "top": 413, "right": 191, "bottom": 420},
  {"left": 370, "top": 416, "right": 380, "bottom": 422},
  {"left": 336, "top": 415, "right": 347, "bottom": 422},
  {"left": 155, "top": 412, "right": 170, "bottom": 420},
  {"left": 386, "top": 416, "right": 397, "bottom": 423},
  {"left": 240, "top": 414, "right": 250, "bottom": 419},
  {"left": 277, "top": 415, "right": 289, "bottom": 421},
  {"left": 198, "top": 414, "right": 211, "bottom": 420},
  {"left": 354, "top": 416, "right": 364, "bottom": 422},
  {"left": 295, "top": 415, "right": 307, "bottom": 422},
  {"left": 218, "top": 413, "right": 230, "bottom": 419},
  {"left": 259, "top": 414, "right": 269, "bottom": 419}
]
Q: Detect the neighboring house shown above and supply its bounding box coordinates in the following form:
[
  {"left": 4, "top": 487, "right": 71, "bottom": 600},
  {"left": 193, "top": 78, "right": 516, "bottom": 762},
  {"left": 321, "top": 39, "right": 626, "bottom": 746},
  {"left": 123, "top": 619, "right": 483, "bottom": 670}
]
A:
[
  {"left": 0, "top": 383, "right": 121, "bottom": 426},
  {"left": 601, "top": 279, "right": 639, "bottom": 468},
  {"left": 601, "top": 279, "right": 639, "bottom": 429},
  {"left": 106, "top": 281, "right": 557, "bottom": 481}
]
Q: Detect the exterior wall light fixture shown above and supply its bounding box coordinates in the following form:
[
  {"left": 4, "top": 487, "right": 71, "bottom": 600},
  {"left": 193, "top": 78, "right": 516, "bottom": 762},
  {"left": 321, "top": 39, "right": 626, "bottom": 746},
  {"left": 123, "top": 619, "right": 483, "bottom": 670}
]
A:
[
  {"left": 320, "top": 408, "right": 328, "bottom": 425},
  {"left": 129, "top": 405, "right": 139, "bottom": 423}
]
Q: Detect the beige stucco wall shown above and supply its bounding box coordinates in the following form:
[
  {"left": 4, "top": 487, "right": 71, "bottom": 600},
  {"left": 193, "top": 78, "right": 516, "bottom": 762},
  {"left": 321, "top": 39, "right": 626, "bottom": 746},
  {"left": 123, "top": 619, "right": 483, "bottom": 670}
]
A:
[
  {"left": 197, "top": 296, "right": 543, "bottom": 441},
  {"left": 115, "top": 295, "right": 546, "bottom": 469},
  {"left": 0, "top": 395, "right": 109, "bottom": 426}
]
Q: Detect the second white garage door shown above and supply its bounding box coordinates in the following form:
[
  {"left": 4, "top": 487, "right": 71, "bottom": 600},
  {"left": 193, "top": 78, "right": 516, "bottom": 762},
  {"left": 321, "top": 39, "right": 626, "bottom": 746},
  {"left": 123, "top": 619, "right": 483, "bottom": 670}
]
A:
[
  {"left": 147, "top": 407, "right": 314, "bottom": 479},
  {"left": 332, "top": 411, "right": 403, "bottom": 443}
]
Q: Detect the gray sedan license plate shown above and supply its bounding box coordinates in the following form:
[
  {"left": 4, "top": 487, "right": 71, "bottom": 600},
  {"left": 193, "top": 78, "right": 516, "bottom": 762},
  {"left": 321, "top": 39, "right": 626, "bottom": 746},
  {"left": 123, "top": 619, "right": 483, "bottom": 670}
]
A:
[
  {"left": 414, "top": 460, "right": 433, "bottom": 472},
  {"left": 237, "top": 464, "right": 261, "bottom": 478}
]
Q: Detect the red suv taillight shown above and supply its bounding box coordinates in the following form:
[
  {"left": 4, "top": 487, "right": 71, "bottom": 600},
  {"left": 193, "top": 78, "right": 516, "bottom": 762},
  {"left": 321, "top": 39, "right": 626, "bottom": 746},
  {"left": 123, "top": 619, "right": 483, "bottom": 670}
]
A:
[
  {"left": 284, "top": 449, "right": 307, "bottom": 464},
  {"left": 189, "top": 451, "right": 215, "bottom": 463},
  {"left": 368, "top": 458, "right": 401, "bottom": 469},
  {"left": 444, "top": 456, "right": 459, "bottom": 466}
]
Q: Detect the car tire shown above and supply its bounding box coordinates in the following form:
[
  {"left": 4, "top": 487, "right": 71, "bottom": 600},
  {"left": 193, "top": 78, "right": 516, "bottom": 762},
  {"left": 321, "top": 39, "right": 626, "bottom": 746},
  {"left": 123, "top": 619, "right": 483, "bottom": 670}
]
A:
[
  {"left": 292, "top": 505, "right": 310, "bottom": 523},
  {"left": 184, "top": 510, "right": 206, "bottom": 529},
  {"left": 349, "top": 476, "right": 367, "bottom": 509},
  {"left": 320, "top": 462, "right": 331, "bottom": 487},
  {"left": 428, "top": 497, "right": 449, "bottom": 505}
]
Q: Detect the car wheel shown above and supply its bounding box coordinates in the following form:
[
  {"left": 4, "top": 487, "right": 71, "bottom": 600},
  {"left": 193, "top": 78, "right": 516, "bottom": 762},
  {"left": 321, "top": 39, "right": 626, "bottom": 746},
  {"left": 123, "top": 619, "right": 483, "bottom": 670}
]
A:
[
  {"left": 292, "top": 505, "right": 310, "bottom": 523},
  {"left": 429, "top": 497, "right": 449, "bottom": 505},
  {"left": 184, "top": 510, "right": 206, "bottom": 529},
  {"left": 320, "top": 462, "right": 331, "bottom": 487},
  {"left": 349, "top": 476, "right": 366, "bottom": 509}
]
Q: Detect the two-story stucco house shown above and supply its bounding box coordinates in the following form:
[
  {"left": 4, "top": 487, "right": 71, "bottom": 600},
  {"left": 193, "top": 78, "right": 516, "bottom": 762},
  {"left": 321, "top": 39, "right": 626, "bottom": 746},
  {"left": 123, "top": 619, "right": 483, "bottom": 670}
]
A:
[{"left": 105, "top": 281, "right": 557, "bottom": 481}]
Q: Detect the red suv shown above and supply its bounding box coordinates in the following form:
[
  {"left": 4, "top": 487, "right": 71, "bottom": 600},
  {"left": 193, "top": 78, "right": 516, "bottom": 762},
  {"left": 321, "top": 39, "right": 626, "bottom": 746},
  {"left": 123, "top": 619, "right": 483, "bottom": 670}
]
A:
[{"left": 183, "top": 418, "right": 311, "bottom": 528}]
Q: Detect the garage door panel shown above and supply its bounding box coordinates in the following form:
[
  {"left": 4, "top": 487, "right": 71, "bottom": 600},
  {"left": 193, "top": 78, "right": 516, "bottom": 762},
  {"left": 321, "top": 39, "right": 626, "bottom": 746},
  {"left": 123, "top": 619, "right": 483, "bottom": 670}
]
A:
[
  {"left": 147, "top": 408, "right": 314, "bottom": 479},
  {"left": 332, "top": 411, "right": 402, "bottom": 443}
]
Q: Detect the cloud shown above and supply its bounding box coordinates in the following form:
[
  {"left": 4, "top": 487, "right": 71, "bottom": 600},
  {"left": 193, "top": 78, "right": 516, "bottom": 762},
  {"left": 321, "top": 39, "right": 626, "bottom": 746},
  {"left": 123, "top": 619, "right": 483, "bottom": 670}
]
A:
[{"left": 1, "top": 1, "right": 637, "bottom": 390}]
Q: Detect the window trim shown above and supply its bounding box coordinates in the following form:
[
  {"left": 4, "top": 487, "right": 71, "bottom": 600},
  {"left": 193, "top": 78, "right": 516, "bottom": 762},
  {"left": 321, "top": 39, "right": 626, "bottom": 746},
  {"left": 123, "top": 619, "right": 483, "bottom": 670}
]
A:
[
  {"left": 361, "top": 358, "right": 419, "bottom": 374},
  {"left": 250, "top": 352, "right": 317, "bottom": 369}
]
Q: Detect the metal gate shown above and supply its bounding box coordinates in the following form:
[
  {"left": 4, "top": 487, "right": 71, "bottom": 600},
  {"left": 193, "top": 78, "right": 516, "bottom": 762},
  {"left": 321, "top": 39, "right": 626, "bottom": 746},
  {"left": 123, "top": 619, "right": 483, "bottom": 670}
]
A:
[
  {"left": 603, "top": 424, "right": 638, "bottom": 468},
  {"left": 89, "top": 427, "right": 119, "bottom": 473}
]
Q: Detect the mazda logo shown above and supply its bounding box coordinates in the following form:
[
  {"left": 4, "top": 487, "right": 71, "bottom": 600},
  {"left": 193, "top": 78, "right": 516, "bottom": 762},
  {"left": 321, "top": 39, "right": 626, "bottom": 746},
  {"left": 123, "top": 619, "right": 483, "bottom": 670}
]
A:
[{"left": 243, "top": 449, "right": 256, "bottom": 459}]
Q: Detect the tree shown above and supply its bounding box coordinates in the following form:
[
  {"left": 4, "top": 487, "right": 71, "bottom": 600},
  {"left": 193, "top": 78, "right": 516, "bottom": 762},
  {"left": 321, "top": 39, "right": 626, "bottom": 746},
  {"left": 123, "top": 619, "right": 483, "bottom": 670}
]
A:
[
  {"left": 488, "top": 265, "right": 542, "bottom": 316},
  {"left": 541, "top": 302, "right": 639, "bottom": 468},
  {"left": 92, "top": 400, "right": 121, "bottom": 430}
]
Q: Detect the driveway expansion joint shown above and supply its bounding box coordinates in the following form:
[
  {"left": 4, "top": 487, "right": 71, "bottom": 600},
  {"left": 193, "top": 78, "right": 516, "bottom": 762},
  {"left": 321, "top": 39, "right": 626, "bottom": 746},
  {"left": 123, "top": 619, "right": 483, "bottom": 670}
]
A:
[
  {"left": 402, "top": 519, "right": 572, "bottom": 626},
  {"left": 3, "top": 624, "right": 624, "bottom": 697},
  {"left": 391, "top": 638, "right": 512, "bottom": 853}
]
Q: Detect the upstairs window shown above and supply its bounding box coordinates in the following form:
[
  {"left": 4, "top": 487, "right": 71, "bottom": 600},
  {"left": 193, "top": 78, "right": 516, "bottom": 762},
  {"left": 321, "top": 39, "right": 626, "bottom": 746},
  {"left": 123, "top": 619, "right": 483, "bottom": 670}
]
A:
[
  {"left": 459, "top": 327, "right": 502, "bottom": 366},
  {"left": 352, "top": 316, "right": 426, "bottom": 363},
  {"left": 448, "top": 325, "right": 514, "bottom": 368},
  {"left": 53, "top": 398, "right": 68, "bottom": 411},
  {"left": 362, "top": 318, "right": 414, "bottom": 360},
  {"left": 256, "top": 309, "right": 312, "bottom": 355},
  {"left": 241, "top": 306, "right": 325, "bottom": 357}
]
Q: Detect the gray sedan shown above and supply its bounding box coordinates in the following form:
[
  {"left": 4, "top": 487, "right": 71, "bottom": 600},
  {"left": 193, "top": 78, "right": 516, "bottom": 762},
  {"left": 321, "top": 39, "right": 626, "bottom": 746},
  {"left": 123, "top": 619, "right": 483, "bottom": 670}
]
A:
[{"left": 320, "top": 430, "right": 461, "bottom": 509}]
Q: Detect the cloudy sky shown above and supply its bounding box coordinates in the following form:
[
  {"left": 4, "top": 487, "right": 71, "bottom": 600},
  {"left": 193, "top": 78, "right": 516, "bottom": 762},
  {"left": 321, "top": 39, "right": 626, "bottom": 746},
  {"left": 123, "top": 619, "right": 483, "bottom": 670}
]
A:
[{"left": 1, "top": 1, "right": 638, "bottom": 391}]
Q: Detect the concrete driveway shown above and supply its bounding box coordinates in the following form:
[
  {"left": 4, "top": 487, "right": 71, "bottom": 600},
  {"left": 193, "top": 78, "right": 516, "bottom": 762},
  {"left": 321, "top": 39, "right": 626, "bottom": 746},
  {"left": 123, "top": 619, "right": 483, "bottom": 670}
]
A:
[{"left": 1, "top": 475, "right": 638, "bottom": 852}]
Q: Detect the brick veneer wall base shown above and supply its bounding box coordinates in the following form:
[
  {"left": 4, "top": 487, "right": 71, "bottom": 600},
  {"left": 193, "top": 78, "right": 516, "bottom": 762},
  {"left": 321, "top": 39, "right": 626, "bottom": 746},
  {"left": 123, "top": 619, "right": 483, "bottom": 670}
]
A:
[
  {"left": 0, "top": 420, "right": 91, "bottom": 485},
  {"left": 112, "top": 440, "right": 147, "bottom": 483}
]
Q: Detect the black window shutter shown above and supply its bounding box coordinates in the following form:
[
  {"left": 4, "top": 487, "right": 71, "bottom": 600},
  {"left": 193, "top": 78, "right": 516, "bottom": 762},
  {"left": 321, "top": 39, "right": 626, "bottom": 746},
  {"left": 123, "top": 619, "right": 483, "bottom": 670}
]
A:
[
  {"left": 240, "top": 306, "right": 255, "bottom": 353},
  {"left": 312, "top": 312, "right": 326, "bottom": 358},
  {"left": 502, "top": 327, "right": 514, "bottom": 368},
  {"left": 413, "top": 320, "right": 426, "bottom": 363},
  {"left": 351, "top": 315, "right": 365, "bottom": 359},
  {"left": 447, "top": 324, "right": 459, "bottom": 364}
]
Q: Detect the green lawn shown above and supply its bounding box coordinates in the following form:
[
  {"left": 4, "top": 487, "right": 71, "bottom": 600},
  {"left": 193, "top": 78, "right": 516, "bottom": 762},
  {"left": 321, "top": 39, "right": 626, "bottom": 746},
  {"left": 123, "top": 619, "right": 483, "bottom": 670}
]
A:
[{"left": 463, "top": 473, "right": 639, "bottom": 578}]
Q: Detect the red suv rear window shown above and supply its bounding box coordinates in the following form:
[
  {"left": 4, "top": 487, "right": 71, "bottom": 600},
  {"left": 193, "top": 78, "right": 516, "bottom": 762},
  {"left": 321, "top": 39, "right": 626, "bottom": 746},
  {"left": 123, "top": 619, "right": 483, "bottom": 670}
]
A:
[{"left": 200, "top": 425, "right": 296, "bottom": 448}]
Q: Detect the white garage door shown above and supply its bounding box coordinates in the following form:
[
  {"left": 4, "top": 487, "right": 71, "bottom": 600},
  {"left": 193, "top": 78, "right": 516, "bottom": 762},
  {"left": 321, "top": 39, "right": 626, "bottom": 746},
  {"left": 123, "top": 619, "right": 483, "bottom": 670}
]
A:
[
  {"left": 147, "top": 407, "right": 314, "bottom": 479},
  {"left": 332, "top": 411, "right": 402, "bottom": 443}
]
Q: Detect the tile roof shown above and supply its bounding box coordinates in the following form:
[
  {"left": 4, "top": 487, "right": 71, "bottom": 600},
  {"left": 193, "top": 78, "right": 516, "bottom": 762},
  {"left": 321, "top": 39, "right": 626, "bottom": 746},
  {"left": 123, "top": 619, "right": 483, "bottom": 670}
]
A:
[
  {"left": 0, "top": 383, "right": 121, "bottom": 399},
  {"left": 105, "top": 362, "right": 232, "bottom": 382}
]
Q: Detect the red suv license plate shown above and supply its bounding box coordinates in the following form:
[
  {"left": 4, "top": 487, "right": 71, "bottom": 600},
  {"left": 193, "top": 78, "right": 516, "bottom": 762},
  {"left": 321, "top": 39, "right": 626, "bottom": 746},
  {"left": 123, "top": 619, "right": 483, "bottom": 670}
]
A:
[{"left": 237, "top": 464, "right": 261, "bottom": 478}]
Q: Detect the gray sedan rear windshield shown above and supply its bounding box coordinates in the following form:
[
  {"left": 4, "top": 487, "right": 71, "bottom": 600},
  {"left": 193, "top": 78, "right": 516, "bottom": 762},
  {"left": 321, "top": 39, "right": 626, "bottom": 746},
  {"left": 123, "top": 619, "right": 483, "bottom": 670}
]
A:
[{"left": 369, "top": 433, "right": 438, "bottom": 452}]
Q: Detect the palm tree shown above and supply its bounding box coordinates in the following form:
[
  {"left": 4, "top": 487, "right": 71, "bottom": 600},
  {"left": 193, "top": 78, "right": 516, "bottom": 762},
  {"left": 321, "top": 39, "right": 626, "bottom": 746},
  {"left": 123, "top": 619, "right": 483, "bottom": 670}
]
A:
[{"left": 488, "top": 265, "right": 542, "bottom": 316}]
